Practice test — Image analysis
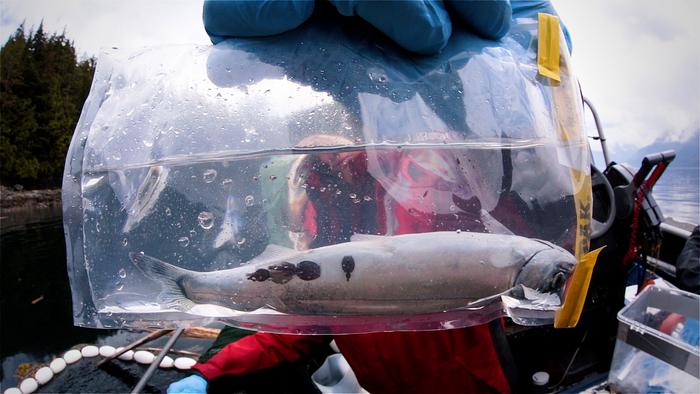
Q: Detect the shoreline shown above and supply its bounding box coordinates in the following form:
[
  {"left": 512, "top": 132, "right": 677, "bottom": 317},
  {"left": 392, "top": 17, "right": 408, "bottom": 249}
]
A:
[{"left": 0, "top": 185, "right": 62, "bottom": 211}]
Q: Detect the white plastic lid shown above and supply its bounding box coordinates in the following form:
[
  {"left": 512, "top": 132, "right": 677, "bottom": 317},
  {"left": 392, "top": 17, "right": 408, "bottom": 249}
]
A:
[{"left": 532, "top": 371, "right": 550, "bottom": 386}]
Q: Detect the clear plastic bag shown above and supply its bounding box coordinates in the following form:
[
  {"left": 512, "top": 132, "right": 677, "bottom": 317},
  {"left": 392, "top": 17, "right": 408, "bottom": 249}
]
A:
[{"left": 62, "top": 14, "right": 590, "bottom": 333}]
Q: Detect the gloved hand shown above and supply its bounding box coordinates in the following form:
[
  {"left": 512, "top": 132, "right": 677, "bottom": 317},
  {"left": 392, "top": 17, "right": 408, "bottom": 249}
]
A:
[
  {"left": 680, "top": 318, "right": 700, "bottom": 347},
  {"left": 203, "top": 0, "right": 511, "bottom": 54},
  {"left": 167, "top": 374, "right": 208, "bottom": 394}
]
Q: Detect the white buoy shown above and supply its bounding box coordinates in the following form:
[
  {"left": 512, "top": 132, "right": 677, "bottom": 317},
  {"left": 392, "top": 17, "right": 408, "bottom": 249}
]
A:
[
  {"left": 99, "top": 345, "right": 116, "bottom": 357},
  {"left": 19, "top": 378, "right": 38, "bottom": 394},
  {"left": 174, "top": 357, "right": 196, "bottom": 370},
  {"left": 63, "top": 349, "right": 82, "bottom": 364},
  {"left": 4, "top": 387, "right": 22, "bottom": 394},
  {"left": 34, "top": 367, "right": 53, "bottom": 385},
  {"left": 134, "top": 351, "right": 155, "bottom": 364},
  {"left": 49, "top": 358, "right": 67, "bottom": 373},
  {"left": 81, "top": 345, "right": 99, "bottom": 357},
  {"left": 159, "top": 356, "right": 174, "bottom": 368},
  {"left": 118, "top": 350, "right": 134, "bottom": 361}
]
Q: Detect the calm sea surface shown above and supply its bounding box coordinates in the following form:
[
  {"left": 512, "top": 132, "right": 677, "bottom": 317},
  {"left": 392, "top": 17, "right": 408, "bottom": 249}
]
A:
[{"left": 652, "top": 166, "right": 699, "bottom": 226}]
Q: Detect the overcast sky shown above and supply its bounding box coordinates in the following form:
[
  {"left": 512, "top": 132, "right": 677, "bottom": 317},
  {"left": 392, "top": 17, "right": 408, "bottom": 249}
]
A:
[{"left": 1, "top": 0, "right": 698, "bottom": 154}]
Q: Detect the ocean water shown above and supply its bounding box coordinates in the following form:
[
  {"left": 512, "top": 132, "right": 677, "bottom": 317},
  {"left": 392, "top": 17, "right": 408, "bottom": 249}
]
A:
[{"left": 652, "top": 166, "right": 699, "bottom": 226}]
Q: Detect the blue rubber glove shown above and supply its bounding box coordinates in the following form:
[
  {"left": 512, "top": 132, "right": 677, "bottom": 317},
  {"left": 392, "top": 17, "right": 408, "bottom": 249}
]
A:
[
  {"left": 681, "top": 318, "right": 700, "bottom": 347},
  {"left": 203, "top": 0, "right": 511, "bottom": 54},
  {"left": 167, "top": 375, "right": 208, "bottom": 394}
]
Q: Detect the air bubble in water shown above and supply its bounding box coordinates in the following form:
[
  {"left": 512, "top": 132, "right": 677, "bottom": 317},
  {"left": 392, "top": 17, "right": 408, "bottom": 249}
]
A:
[
  {"left": 244, "top": 195, "right": 254, "bottom": 207},
  {"left": 203, "top": 169, "right": 217, "bottom": 183},
  {"left": 237, "top": 238, "right": 246, "bottom": 246},
  {"left": 118, "top": 268, "right": 127, "bottom": 278},
  {"left": 197, "top": 212, "right": 214, "bottom": 229},
  {"left": 189, "top": 230, "right": 197, "bottom": 237},
  {"left": 165, "top": 207, "right": 172, "bottom": 216},
  {"left": 222, "top": 178, "right": 233, "bottom": 186},
  {"left": 349, "top": 193, "right": 357, "bottom": 199},
  {"left": 178, "top": 237, "right": 190, "bottom": 247},
  {"left": 122, "top": 238, "right": 128, "bottom": 247},
  {"left": 363, "top": 196, "right": 372, "bottom": 202},
  {"left": 142, "top": 139, "right": 153, "bottom": 147}
]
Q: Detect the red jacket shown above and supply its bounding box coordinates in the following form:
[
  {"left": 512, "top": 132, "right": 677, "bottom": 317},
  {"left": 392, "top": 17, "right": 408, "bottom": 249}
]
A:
[{"left": 194, "top": 150, "right": 513, "bottom": 393}]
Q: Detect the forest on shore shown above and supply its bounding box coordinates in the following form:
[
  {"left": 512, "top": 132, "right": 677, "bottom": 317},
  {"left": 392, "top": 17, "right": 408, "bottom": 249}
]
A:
[{"left": 1, "top": 24, "right": 95, "bottom": 189}]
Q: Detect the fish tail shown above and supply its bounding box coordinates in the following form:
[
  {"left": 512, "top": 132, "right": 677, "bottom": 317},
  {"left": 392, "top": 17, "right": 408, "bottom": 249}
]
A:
[{"left": 129, "top": 252, "right": 196, "bottom": 311}]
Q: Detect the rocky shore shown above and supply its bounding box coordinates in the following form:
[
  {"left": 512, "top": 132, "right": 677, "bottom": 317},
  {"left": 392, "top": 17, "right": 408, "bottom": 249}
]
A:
[{"left": 0, "top": 185, "right": 62, "bottom": 211}]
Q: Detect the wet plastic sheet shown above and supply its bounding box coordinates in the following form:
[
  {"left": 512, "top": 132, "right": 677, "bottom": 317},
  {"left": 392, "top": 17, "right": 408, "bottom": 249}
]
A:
[{"left": 63, "top": 11, "right": 590, "bottom": 333}]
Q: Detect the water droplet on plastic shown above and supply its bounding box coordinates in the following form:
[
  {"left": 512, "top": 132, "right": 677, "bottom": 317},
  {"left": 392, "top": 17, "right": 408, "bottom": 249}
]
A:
[
  {"left": 118, "top": 268, "right": 127, "bottom": 278},
  {"left": 456, "top": 229, "right": 462, "bottom": 234},
  {"left": 335, "top": 190, "right": 342, "bottom": 195},
  {"left": 244, "top": 195, "right": 254, "bottom": 207},
  {"left": 189, "top": 229, "right": 197, "bottom": 237},
  {"left": 222, "top": 178, "right": 232, "bottom": 186},
  {"left": 96, "top": 223, "right": 101, "bottom": 232},
  {"left": 197, "top": 212, "right": 214, "bottom": 229},
  {"left": 349, "top": 193, "right": 357, "bottom": 199},
  {"left": 142, "top": 139, "right": 153, "bottom": 147},
  {"left": 363, "top": 196, "right": 372, "bottom": 202},
  {"left": 319, "top": 187, "right": 326, "bottom": 192},
  {"left": 122, "top": 238, "right": 128, "bottom": 247},
  {"left": 449, "top": 204, "right": 457, "bottom": 212},
  {"left": 269, "top": 175, "right": 277, "bottom": 181},
  {"left": 165, "top": 207, "right": 172, "bottom": 216},
  {"left": 178, "top": 237, "right": 190, "bottom": 247},
  {"left": 203, "top": 169, "right": 217, "bottom": 183},
  {"left": 116, "top": 284, "right": 124, "bottom": 291},
  {"left": 236, "top": 238, "right": 246, "bottom": 246},
  {"left": 112, "top": 153, "right": 121, "bottom": 161}
]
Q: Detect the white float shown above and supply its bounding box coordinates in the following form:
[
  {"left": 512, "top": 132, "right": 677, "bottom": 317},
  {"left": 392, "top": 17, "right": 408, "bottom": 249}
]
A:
[
  {"left": 81, "top": 345, "right": 99, "bottom": 357},
  {"left": 118, "top": 349, "right": 134, "bottom": 361},
  {"left": 63, "top": 350, "right": 82, "bottom": 364},
  {"left": 134, "top": 351, "right": 155, "bottom": 364},
  {"left": 4, "top": 387, "right": 22, "bottom": 394},
  {"left": 159, "top": 356, "right": 174, "bottom": 368},
  {"left": 19, "top": 378, "right": 38, "bottom": 394},
  {"left": 99, "top": 345, "right": 116, "bottom": 357},
  {"left": 174, "top": 357, "right": 196, "bottom": 370},
  {"left": 34, "top": 367, "right": 53, "bottom": 385},
  {"left": 49, "top": 358, "right": 67, "bottom": 373}
]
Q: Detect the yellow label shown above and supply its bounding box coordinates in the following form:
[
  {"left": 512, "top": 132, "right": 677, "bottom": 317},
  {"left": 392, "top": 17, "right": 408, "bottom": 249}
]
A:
[
  {"left": 554, "top": 247, "right": 604, "bottom": 328},
  {"left": 537, "top": 13, "right": 561, "bottom": 82}
]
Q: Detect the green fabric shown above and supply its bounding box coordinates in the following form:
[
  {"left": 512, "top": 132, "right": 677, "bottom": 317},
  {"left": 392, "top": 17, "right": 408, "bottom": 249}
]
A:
[{"left": 198, "top": 326, "right": 257, "bottom": 363}]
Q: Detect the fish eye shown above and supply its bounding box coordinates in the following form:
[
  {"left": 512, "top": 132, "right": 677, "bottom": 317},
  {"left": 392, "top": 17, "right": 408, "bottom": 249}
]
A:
[{"left": 551, "top": 271, "right": 567, "bottom": 290}]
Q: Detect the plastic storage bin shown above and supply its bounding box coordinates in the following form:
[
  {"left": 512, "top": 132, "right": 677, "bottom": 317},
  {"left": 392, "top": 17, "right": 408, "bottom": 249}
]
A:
[{"left": 609, "top": 285, "right": 699, "bottom": 393}]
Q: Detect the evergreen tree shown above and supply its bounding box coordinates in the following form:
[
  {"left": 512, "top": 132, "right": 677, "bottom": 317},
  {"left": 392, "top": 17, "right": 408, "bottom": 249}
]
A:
[{"left": 0, "top": 23, "right": 95, "bottom": 188}]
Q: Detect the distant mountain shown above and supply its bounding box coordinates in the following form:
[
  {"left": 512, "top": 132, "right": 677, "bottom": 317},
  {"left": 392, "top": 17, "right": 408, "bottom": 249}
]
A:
[{"left": 609, "top": 131, "right": 699, "bottom": 168}]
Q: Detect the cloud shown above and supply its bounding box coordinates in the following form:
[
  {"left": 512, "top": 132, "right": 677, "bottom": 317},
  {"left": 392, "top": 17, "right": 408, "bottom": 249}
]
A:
[
  {"left": 555, "top": 0, "right": 700, "bottom": 153},
  {"left": 0, "top": 0, "right": 210, "bottom": 57}
]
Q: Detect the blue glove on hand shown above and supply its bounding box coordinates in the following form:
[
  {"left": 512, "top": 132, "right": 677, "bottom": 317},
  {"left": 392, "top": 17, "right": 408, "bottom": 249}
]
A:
[
  {"left": 167, "top": 375, "right": 208, "bottom": 394},
  {"left": 681, "top": 318, "right": 700, "bottom": 347},
  {"left": 203, "top": 0, "right": 511, "bottom": 54}
]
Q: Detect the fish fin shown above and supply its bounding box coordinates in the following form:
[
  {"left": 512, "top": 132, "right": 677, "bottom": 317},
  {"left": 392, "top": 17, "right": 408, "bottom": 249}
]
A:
[
  {"left": 463, "top": 288, "right": 514, "bottom": 309},
  {"left": 129, "top": 252, "right": 196, "bottom": 311},
  {"left": 350, "top": 233, "right": 387, "bottom": 242}
]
